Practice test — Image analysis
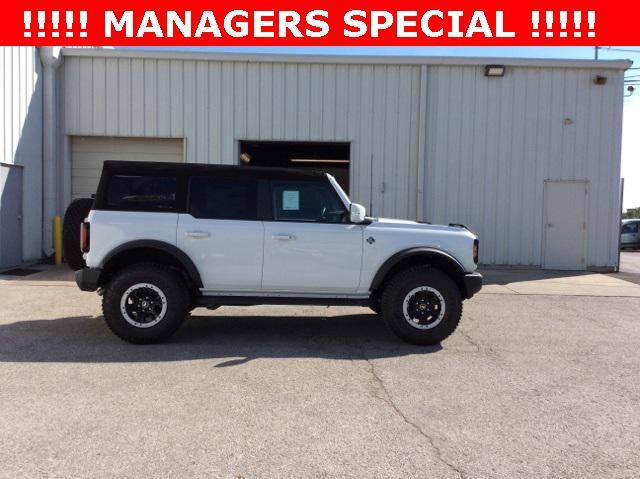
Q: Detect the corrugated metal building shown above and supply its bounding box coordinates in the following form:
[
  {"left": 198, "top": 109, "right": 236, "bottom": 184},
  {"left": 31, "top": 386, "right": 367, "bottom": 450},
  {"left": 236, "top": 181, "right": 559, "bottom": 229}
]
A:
[
  {"left": 0, "top": 47, "right": 631, "bottom": 270},
  {"left": 0, "top": 47, "right": 43, "bottom": 267}
]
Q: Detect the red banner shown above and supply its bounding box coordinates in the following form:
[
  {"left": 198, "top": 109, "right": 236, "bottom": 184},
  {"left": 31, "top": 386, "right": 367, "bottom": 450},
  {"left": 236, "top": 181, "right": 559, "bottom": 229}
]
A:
[{"left": 7, "top": 0, "right": 639, "bottom": 46}]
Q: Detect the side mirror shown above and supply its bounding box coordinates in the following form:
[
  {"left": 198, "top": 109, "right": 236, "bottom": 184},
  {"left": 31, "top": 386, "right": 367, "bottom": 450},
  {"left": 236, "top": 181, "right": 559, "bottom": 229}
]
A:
[{"left": 349, "top": 203, "right": 367, "bottom": 224}]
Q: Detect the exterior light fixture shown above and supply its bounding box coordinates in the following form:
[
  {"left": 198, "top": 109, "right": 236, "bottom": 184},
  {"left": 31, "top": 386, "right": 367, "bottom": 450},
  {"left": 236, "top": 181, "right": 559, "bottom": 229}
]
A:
[
  {"left": 593, "top": 75, "right": 608, "bottom": 85},
  {"left": 484, "top": 65, "right": 505, "bottom": 77},
  {"left": 239, "top": 152, "right": 252, "bottom": 164}
]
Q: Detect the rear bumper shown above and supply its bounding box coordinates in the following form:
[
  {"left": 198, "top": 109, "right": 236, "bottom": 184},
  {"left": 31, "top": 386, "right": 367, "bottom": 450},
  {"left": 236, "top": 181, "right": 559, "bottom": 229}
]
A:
[
  {"left": 75, "top": 267, "right": 102, "bottom": 291},
  {"left": 463, "top": 272, "right": 483, "bottom": 299}
]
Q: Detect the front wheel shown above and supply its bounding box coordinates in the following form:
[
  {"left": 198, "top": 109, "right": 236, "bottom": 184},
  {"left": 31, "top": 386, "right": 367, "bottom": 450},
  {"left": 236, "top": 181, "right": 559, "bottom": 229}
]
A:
[
  {"left": 102, "top": 263, "right": 189, "bottom": 344},
  {"left": 381, "top": 266, "right": 462, "bottom": 345}
]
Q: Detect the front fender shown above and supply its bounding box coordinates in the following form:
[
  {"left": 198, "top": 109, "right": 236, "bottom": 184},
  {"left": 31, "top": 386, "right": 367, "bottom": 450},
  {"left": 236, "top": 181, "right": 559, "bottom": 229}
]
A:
[{"left": 369, "top": 247, "right": 468, "bottom": 295}]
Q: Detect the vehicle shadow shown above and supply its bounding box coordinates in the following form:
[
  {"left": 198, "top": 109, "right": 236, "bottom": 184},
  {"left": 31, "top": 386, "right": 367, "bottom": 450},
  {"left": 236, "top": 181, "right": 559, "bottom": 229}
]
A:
[{"left": 0, "top": 313, "right": 442, "bottom": 364}]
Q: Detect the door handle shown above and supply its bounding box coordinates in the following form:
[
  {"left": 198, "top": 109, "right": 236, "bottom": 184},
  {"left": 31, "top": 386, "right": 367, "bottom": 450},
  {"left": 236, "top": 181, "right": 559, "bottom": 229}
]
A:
[
  {"left": 272, "top": 234, "right": 295, "bottom": 241},
  {"left": 184, "top": 231, "right": 210, "bottom": 239}
]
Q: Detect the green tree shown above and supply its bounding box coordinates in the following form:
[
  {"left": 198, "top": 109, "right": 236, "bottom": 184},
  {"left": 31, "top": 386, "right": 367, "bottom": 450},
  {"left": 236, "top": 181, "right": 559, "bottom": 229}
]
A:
[{"left": 623, "top": 207, "right": 640, "bottom": 219}]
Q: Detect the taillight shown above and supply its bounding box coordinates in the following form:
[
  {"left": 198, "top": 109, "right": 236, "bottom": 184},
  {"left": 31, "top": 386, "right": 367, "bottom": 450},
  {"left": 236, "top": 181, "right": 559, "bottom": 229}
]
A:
[
  {"left": 80, "top": 222, "right": 90, "bottom": 253},
  {"left": 473, "top": 239, "right": 479, "bottom": 264}
]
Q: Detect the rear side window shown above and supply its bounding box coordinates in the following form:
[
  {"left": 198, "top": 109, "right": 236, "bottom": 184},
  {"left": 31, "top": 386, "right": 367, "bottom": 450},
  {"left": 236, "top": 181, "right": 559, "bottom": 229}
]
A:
[
  {"left": 270, "top": 180, "right": 346, "bottom": 223},
  {"left": 105, "top": 175, "right": 177, "bottom": 212},
  {"left": 189, "top": 176, "right": 258, "bottom": 220}
]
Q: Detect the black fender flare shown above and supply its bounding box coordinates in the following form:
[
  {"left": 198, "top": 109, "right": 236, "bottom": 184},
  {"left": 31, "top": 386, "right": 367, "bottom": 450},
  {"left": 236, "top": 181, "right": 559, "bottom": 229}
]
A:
[
  {"left": 369, "top": 247, "right": 466, "bottom": 293},
  {"left": 101, "top": 240, "right": 203, "bottom": 288}
]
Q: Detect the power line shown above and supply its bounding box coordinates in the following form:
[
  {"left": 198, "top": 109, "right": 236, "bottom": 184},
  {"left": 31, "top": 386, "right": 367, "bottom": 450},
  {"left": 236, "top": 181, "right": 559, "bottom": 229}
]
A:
[{"left": 603, "top": 47, "right": 640, "bottom": 54}]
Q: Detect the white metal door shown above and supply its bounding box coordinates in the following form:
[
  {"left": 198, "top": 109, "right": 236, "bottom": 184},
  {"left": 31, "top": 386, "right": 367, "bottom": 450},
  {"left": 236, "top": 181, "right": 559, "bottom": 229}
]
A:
[
  {"left": 177, "top": 214, "right": 264, "bottom": 292},
  {"left": 71, "top": 137, "right": 183, "bottom": 199},
  {"left": 0, "top": 164, "right": 23, "bottom": 268},
  {"left": 262, "top": 222, "right": 364, "bottom": 293},
  {"left": 543, "top": 181, "right": 587, "bottom": 270}
]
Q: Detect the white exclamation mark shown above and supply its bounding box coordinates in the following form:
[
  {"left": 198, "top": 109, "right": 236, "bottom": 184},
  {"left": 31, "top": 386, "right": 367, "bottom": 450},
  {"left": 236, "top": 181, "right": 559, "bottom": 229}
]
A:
[
  {"left": 66, "top": 11, "right": 74, "bottom": 37},
  {"left": 559, "top": 11, "right": 567, "bottom": 37},
  {"left": 587, "top": 11, "right": 596, "bottom": 38},
  {"left": 37, "top": 11, "right": 46, "bottom": 38},
  {"left": 573, "top": 11, "right": 582, "bottom": 38},
  {"left": 531, "top": 11, "right": 540, "bottom": 37},
  {"left": 79, "top": 11, "right": 87, "bottom": 38},
  {"left": 51, "top": 11, "right": 60, "bottom": 38},
  {"left": 23, "top": 11, "right": 32, "bottom": 37},
  {"left": 545, "top": 11, "right": 554, "bottom": 37}
]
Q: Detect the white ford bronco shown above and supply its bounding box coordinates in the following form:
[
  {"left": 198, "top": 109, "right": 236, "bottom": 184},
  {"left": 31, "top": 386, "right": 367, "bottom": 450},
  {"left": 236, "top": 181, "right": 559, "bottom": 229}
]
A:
[{"left": 70, "top": 161, "right": 481, "bottom": 345}]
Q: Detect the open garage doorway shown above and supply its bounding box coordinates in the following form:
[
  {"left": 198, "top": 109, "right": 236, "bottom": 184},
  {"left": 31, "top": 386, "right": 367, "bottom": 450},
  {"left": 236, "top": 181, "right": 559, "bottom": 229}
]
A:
[{"left": 239, "top": 141, "right": 350, "bottom": 193}]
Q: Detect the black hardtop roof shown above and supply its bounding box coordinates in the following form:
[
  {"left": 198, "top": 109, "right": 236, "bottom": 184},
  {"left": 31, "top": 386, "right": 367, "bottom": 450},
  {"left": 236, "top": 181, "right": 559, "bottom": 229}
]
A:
[{"left": 101, "top": 160, "right": 329, "bottom": 181}]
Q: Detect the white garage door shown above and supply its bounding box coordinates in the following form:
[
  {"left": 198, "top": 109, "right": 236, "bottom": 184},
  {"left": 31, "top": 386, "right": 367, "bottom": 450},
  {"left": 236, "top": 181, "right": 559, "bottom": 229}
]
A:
[{"left": 71, "top": 136, "right": 184, "bottom": 199}]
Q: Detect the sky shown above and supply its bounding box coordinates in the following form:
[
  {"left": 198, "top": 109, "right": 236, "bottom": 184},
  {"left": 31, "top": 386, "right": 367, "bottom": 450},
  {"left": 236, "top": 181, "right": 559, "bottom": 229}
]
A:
[{"left": 150, "top": 46, "right": 640, "bottom": 211}]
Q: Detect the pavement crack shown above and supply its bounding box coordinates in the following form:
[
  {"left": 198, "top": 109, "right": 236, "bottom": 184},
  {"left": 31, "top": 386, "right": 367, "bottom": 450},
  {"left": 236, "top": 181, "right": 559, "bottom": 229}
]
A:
[
  {"left": 459, "top": 316, "right": 500, "bottom": 358},
  {"left": 457, "top": 329, "right": 482, "bottom": 352},
  {"left": 360, "top": 354, "right": 467, "bottom": 479}
]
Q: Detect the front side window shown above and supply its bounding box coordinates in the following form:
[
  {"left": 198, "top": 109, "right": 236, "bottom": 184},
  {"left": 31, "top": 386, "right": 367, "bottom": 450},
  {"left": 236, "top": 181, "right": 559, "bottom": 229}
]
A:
[
  {"left": 271, "top": 180, "right": 346, "bottom": 223},
  {"left": 189, "top": 176, "right": 258, "bottom": 220},
  {"left": 106, "top": 175, "right": 176, "bottom": 211},
  {"left": 622, "top": 222, "right": 639, "bottom": 234}
]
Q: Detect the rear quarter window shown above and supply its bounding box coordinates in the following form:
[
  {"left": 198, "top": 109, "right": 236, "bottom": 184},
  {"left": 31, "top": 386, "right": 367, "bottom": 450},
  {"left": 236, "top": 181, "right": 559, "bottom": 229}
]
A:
[{"left": 105, "top": 175, "right": 177, "bottom": 212}]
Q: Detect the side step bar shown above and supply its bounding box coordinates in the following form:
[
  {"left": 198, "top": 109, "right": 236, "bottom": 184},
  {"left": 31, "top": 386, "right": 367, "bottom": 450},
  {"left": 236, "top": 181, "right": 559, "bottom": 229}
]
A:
[{"left": 196, "top": 296, "right": 372, "bottom": 307}]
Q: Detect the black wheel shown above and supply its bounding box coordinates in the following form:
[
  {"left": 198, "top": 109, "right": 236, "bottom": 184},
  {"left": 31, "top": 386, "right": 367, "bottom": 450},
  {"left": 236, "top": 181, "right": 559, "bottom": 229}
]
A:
[
  {"left": 62, "top": 198, "right": 93, "bottom": 271},
  {"left": 381, "top": 266, "right": 462, "bottom": 345},
  {"left": 102, "top": 263, "right": 189, "bottom": 344}
]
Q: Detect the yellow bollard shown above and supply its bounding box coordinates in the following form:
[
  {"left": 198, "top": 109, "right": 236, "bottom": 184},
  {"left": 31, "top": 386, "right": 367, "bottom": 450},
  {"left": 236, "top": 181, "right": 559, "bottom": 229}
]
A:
[{"left": 53, "top": 215, "right": 63, "bottom": 265}]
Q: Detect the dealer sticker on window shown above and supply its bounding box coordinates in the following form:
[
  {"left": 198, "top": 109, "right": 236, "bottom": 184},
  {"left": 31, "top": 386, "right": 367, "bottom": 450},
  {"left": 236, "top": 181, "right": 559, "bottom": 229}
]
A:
[{"left": 282, "top": 190, "right": 299, "bottom": 210}]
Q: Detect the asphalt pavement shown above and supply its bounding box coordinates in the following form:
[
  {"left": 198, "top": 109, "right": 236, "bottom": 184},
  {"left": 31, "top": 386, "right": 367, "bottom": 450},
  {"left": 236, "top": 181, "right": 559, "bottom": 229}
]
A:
[{"left": 0, "top": 268, "right": 639, "bottom": 478}]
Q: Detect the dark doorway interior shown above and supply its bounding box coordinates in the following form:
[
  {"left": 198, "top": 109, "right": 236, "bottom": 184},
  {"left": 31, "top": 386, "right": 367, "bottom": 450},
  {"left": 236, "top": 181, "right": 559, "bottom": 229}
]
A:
[{"left": 239, "top": 141, "right": 350, "bottom": 193}]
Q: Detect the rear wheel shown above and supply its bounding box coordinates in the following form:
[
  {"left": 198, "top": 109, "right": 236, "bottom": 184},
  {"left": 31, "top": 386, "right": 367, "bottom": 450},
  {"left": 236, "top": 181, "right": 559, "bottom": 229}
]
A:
[
  {"left": 62, "top": 198, "right": 94, "bottom": 271},
  {"left": 370, "top": 299, "right": 381, "bottom": 315},
  {"left": 102, "top": 263, "right": 189, "bottom": 344},
  {"left": 381, "top": 266, "right": 462, "bottom": 345}
]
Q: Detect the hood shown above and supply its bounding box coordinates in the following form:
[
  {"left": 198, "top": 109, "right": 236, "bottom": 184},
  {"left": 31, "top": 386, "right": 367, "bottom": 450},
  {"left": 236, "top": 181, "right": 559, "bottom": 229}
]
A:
[{"left": 372, "top": 217, "right": 472, "bottom": 234}]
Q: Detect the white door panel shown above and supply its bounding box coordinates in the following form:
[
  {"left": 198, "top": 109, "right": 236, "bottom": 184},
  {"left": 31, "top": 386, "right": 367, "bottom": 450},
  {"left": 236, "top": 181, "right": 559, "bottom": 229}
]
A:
[
  {"left": 262, "top": 222, "right": 363, "bottom": 293},
  {"left": 177, "top": 214, "right": 264, "bottom": 291},
  {"left": 543, "top": 181, "right": 587, "bottom": 270}
]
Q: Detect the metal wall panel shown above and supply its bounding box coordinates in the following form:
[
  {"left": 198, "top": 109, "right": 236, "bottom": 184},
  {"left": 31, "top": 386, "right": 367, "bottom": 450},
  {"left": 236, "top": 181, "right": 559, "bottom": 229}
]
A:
[
  {"left": 64, "top": 56, "right": 423, "bottom": 221},
  {"left": 425, "top": 65, "right": 624, "bottom": 268},
  {"left": 0, "top": 47, "right": 42, "bottom": 262},
  {"left": 62, "top": 53, "right": 626, "bottom": 269}
]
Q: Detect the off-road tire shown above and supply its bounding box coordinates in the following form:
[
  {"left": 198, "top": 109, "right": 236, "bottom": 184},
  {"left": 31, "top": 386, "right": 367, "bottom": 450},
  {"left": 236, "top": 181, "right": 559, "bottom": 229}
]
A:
[
  {"left": 370, "top": 299, "right": 381, "bottom": 315},
  {"left": 381, "top": 266, "right": 462, "bottom": 345},
  {"left": 62, "top": 198, "right": 93, "bottom": 271},
  {"left": 102, "top": 263, "right": 189, "bottom": 344}
]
